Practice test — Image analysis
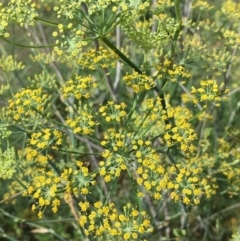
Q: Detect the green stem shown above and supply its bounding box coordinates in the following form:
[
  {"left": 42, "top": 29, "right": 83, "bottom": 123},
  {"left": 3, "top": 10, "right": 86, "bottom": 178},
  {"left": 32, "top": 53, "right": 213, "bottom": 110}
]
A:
[
  {"left": 57, "top": 148, "right": 100, "bottom": 156},
  {"left": 133, "top": 98, "right": 158, "bottom": 138},
  {"left": 125, "top": 164, "right": 143, "bottom": 211},
  {"left": 12, "top": 176, "right": 28, "bottom": 189},
  {"left": 124, "top": 94, "right": 139, "bottom": 134},
  {"left": 0, "top": 37, "right": 58, "bottom": 48},
  {"left": 171, "top": 0, "right": 182, "bottom": 57},
  {"left": 188, "top": 108, "right": 206, "bottom": 122},
  {"left": 100, "top": 36, "right": 142, "bottom": 74},
  {"left": 174, "top": 0, "right": 182, "bottom": 27},
  {"left": 34, "top": 17, "right": 59, "bottom": 27},
  {"left": 104, "top": 176, "right": 117, "bottom": 205}
]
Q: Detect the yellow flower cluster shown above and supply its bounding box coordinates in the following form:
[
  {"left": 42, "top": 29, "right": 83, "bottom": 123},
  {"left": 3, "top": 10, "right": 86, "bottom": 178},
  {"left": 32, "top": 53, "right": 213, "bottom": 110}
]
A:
[
  {"left": 168, "top": 164, "right": 206, "bottom": 205},
  {"left": 99, "top": 131, "right": 206, "bottom": 205},
  {"left": 99, "top": 101, "right": 127, "bottom": 122},
  {"left": 61, "top": 161, "right": 96, "bottom": 197},
  {"left": 78, "top": 201, "right": 153, "bottom": 240},
  {"left": 53, "top": 1, "right": 82, "bottom": 19},
  {"left": 155, "top": 59, "right": 191, "bottom": 83},
  {"left": 78, "top": 46, "right": 119, "bottom": 70},
  {"left": 182, "top": 80, "right": 228, "bottom": 107},
  {"left": 0, "top": 147, "right": 16, "bottom": 180},
  {"left": 28, "top": 128, "right": 62, "bottom": 150},
  {"left": 135, "top": 148, "right": 166, "bottom": 200},
  {"left": 123, "top": 71, "right": 155, "bottom": 93},
  {"left": 99, "top": 134, "right": 157, "bottom": 183},
  {"left": 61, "top": 75, "right": 97, "bottom": 99},
  {"left": 25, "top": 161, "right": 96, "bottom": 218},
  {"left": 100, "top": 132, "right": 131, "bottom": 182},
  {"left": 221, "top": 0, "right": 240, "bottom": 20},
  {"left": 53, "top": 25, "right": 87, "bottom": 57},
  {"left": 192, "top": 0, "right": 214, "bottom": 10},
  {"left": 22, "top": 147, "right": 48, "bottom": 163},
  {"left": 65, "top": 106, "right": 96, "bottom": 135},
  {"left": 134, "top": 143, "right": 207, "bottom": 204},
  {"left": 27, "top": 71, "right": 58, "bottom": 89},
  {"left": 0, "top": 55, "right": 25, "bottom": 72},
  {"left": 0, "top": 3, "right": 9, "bottom": 37},
  {"left": 222, "top": 29, "right": 240, "bottom": 46},
  {"left": 121, "top": 2, "right": 180, "bottom": 50},
  {"left": 206, "top": 49, "right": 232, "bottom": 75},
  {"left": 0, "top": 0, "right": 38, "bottom": 37},
  {"left": 7, "top": 88, "right": 50, "bottom": 122},
  {"left": 190, "top": 79, "right": 228, "bottom": 106},
  {"left": 164, "top": 123, "right": 196, "bottom": 152},
  {"left": 30, "top": 52, "right": 63, "bottom": 65},
  {"left": 26, "top": 170, "right": 61, "bottom": 218}
]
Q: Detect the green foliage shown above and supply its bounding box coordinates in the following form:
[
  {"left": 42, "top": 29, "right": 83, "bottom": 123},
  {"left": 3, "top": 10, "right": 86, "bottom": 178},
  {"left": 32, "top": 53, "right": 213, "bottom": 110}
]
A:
[{"left": 0, "top": 0, "right": 240, "bottom": 240}]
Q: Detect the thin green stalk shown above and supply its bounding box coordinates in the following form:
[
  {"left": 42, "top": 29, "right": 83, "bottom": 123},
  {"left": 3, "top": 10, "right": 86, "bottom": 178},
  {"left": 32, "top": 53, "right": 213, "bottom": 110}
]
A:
[
  {"left": 101, "top": 36, "right": 142, "bottom": 74},
  {"left": 81, "top": 11, "right": 94, "bottom": 25},
  {"left": 0, "top": 208, "right": 67, "bottom": 241},
  {"left": 174, "top": 0, "right": 182, "bottom": 26},
  {"left": 35, "top": 218, "right": 76, "bottom": 223},
  {"left": 104, "top": 176, "right": 117, "bottom": 205},
  {"left": 104, "top": 13, "right": 119, "bottom": 31},
  {"left": 12, "top": 176, "right": 28, "bottom": 189},
  {"left": 171, "top": 0, "right": 182, "bottom": 58},
  {"left": 0, "top": 234, "right": 18, "bottom": 241},
  {"left": 125, "top": 164, "right": 143, "bottom": 212},
  {"left": 124, "top": 94, "right": 139, "bottom": 134},
  {"left": 34, "top": 17, "right": 59, "bottom": 27},
  {"left": 188, "top": 108, "right": 206, "bottom": 122},
  {"left": 3, "top": 72, "right": 14, "bottom": 96},
  {"left": 100, "top": 9, "right": 105, "bottom": 35},
  {"left": 0, "top": 37, "right": 58, "bottom": 48},
  {"left": 57, "top": 148, "right": 100, "bottom": 156},
  {"left": 133, "top": 98, "right": 158, "bottom": 138}
]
